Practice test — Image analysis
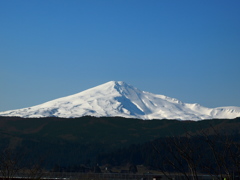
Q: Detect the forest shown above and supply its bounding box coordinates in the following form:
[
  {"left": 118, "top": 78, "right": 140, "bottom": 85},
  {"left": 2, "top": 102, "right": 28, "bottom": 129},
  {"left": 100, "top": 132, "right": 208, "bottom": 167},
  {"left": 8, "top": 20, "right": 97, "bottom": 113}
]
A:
[{"left": 0, "top": 116, "right": 240, "bottom": 178}]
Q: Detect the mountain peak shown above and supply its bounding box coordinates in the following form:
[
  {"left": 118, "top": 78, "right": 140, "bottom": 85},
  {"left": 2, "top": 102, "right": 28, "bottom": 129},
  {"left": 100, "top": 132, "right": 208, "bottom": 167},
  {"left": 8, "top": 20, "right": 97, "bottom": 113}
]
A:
[
  {"left": 102, "top": 81, "right": 130, "bottom": 89},
  {"left": 98, "top": 81, "right": 139, "bottom": 96},
  {"left": 0, "top": 81, "right": 240, "bottom": 120}
]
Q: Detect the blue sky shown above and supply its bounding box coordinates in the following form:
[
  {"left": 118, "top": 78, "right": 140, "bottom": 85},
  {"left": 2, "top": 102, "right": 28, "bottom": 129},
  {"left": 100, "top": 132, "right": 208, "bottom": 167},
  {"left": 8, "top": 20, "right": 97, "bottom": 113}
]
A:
[{"left": 1, "top": 0, "right": 240, "bottom": 111}]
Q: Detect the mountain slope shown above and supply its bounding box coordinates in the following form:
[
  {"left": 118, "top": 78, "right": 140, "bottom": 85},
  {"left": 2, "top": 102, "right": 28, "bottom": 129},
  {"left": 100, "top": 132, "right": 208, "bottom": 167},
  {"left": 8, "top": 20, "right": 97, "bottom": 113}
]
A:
[{"left": 0, "top": 81, "right": 240, "bottom": 120}]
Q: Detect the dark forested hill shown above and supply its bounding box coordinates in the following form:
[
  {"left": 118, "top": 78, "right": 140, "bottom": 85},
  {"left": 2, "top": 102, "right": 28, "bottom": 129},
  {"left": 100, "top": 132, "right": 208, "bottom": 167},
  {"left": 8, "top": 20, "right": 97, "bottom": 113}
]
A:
[{"left": 0, "top": 116, "right": 240, "bottom": 168}]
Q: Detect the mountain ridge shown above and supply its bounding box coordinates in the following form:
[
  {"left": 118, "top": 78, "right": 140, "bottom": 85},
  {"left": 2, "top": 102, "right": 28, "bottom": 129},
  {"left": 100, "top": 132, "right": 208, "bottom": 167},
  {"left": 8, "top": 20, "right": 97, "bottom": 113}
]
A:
[{"left": 0, "top": 81, "right": 240, "bottom": 120}]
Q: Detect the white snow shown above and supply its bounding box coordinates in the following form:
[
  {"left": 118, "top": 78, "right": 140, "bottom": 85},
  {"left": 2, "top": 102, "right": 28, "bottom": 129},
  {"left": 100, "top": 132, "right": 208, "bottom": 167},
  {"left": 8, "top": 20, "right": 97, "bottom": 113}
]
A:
[{"left": 0, "top": 81, "right": 239, "bottom": 121}]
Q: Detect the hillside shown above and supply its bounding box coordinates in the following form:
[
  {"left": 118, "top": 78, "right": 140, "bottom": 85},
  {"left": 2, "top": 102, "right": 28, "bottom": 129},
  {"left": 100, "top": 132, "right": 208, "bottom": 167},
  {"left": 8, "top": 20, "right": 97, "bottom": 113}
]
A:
[{"left": 1, "top": 116, "right": 240, "bottom": 168}]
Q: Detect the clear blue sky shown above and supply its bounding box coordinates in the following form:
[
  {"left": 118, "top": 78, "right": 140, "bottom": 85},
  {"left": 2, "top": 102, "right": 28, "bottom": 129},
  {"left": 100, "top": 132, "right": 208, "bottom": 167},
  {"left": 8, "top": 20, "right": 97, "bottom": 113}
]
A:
[{"left": 1, "top": 0, "right": 240, "bottom": 111}]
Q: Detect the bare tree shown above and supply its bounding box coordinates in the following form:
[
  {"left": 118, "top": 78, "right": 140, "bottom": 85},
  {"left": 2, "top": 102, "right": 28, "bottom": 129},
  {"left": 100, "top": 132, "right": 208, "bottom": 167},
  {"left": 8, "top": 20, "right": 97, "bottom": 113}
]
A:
[
  {"left": 153, "top": 129, "right": 240, "bottom": 180},
  {"left": 200, "top": 128, "right": 240, "bottom": 180},
  {"left": 0, "top": 148, "right": 47, "bottom": 180},
  {"left": 22, "top": 157, "right": 47, "bottom": 180},
  {"left": 0, "top": 149, "right": 22, "bottom": 179},
  {"left": 153, "top": 134, "right": 202, "bottom": 180}
]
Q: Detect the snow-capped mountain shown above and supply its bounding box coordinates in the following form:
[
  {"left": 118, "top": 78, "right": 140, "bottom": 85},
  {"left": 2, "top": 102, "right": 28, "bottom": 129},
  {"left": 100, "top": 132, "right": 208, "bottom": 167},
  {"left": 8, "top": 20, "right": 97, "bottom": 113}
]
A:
[{"left": 0, "top": 81, "right": 240, "bottom": 121}]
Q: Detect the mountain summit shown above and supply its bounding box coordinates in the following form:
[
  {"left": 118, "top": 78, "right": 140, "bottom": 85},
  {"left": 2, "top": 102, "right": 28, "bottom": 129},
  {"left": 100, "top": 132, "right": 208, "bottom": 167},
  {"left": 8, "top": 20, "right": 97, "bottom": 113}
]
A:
[{"left": 0, "top": 81, "right": 240, "bottom": 120}]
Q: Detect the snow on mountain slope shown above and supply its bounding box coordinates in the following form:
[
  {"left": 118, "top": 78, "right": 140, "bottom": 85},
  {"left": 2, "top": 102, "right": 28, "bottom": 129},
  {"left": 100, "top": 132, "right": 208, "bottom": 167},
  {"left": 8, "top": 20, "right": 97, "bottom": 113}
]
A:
[{"left": 0, "top": 81, "right": 240, "bottom": 120}]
